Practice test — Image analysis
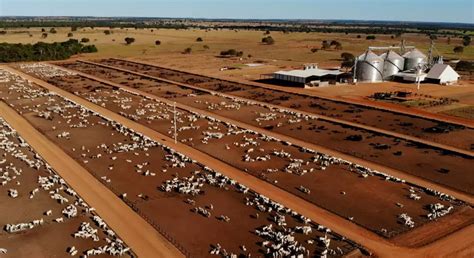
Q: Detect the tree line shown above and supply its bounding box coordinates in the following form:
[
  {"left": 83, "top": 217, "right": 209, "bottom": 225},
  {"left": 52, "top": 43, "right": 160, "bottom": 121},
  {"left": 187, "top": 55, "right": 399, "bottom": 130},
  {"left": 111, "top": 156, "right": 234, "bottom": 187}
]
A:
[{"left": 0, "top": 39, "right": 97, "bottom": 62}]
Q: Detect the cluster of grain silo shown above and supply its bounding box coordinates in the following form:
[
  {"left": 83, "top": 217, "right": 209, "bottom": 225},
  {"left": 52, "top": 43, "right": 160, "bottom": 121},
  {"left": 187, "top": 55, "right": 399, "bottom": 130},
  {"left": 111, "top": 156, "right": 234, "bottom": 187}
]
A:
[{"left": 355, "top": 48, "right": 427, "bottom": 82}]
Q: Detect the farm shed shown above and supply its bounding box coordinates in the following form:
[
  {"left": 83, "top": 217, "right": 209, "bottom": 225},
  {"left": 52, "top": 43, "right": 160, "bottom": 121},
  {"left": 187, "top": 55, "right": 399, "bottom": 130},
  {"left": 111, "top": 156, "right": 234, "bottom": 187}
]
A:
[
  {"left": 426, "top": 64, "right": 460, "bottom": 85},
  {"left": 272, "top": 64, "right": 344, "bottom": 85}
]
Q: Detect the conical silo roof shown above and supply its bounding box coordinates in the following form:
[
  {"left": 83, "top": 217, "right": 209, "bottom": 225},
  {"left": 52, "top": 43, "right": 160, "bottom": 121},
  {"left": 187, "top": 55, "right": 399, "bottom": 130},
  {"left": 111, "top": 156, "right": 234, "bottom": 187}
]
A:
[
  {"left": 380, "top": 50, "right": 404, "bottom": 61},
  {"left": 403, "top": 49, "right": 427, "bottom": 59},
  {"left": 359, "top": 50, "right": 383, "bottom": 61}
]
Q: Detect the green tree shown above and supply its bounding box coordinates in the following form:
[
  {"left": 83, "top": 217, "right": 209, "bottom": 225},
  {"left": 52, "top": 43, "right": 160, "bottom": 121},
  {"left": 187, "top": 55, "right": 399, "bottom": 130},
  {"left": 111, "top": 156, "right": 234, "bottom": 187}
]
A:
[
  {"left": 455, "top": 61, "right": 472, "bottom": 71},
  {"left": 453, "top": 46, "right": 464, "bottom": 54},
  {"left": 49, "top": 28, "right": 57, "bottom": 34},
  {"left": 366, "top": 35, "right": 376, "bottom": 40},
  {"left": 341, "top": 52, "right": 355, "bottom": 61},
  {"left": 462, "top": 35, "right": 471, "bottom": 46}
]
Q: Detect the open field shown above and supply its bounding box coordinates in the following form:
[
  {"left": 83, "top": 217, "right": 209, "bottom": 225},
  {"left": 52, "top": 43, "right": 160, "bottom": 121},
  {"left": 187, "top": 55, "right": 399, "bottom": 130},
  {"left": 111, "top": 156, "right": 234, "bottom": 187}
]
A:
[
  {"left": 2, "top": 26, "right": 473, "bottom": 120},
  {"left": 1, "top": 27, "right": 473, "bottom": 62}
]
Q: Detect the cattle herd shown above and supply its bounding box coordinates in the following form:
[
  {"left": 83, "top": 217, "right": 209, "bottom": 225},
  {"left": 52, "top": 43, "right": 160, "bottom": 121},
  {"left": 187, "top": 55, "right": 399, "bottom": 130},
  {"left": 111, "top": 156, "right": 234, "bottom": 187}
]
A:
[{"left": 0, "top": 61, "right": 472, "bottom": 257}]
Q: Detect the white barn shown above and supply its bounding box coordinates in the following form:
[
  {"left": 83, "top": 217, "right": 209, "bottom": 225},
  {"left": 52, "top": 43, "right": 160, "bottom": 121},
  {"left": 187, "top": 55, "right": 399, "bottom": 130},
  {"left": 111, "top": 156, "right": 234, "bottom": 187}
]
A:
[
  {"left": 426, "top": 64, "right": 460, "bottom": 85},
  {"left": 272, "top": 64, "right": 344, "bottom": 85}
]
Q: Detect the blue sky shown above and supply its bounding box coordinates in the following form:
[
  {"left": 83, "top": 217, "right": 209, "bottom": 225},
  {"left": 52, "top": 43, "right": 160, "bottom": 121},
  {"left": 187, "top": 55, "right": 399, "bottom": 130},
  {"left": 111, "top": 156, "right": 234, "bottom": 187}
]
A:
[{"left": 0, "top": 0, "right": 473, "bottom": 23}]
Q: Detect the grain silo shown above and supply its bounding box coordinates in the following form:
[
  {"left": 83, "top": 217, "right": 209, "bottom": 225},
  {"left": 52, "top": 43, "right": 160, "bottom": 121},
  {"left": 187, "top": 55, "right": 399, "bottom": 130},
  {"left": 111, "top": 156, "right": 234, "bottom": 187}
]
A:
[
  {"left": 381, "top": 50, "right": 405, "bottom": 80},
  {"left": 403, "top": 49, "right": 427, "bottom": 70},
  {"left": 356, "top": 50, "right": 384, "bottom": 82}
]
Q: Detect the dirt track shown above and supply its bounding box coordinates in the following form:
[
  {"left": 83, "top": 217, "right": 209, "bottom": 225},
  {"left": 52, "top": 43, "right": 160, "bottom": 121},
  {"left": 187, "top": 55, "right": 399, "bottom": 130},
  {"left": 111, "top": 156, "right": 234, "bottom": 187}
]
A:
[
  {"left": 52, "top": 64, "right": 474, "bottom": 205},
  {"left": 7, "top": 65, "right": 474, "bottom": 257},
  {"left": 0, "top": 68, "right": 184, "bottom": 258},
  {"left": 78, "top": 59, "right": 474, "bottom": 158}
]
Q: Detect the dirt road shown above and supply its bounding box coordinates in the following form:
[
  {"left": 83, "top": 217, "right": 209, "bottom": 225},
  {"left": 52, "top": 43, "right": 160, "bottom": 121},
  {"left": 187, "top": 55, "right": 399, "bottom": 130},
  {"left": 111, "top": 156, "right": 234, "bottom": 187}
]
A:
[{"left": 78, "top": 59, "right": 474, "bottom": 158}]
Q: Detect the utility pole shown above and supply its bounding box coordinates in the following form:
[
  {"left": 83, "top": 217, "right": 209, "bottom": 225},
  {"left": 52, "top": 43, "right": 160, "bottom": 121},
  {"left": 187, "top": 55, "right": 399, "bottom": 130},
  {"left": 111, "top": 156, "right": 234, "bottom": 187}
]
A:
[
  {"left": 352, "top": 56, "right": 358, "bottom": 84},
  {"left": 416, "top": 66, "right": 422, "bottom": 90},
  {"left": 428, "top": 40, "right": 434, "bottom": 66},
  {"left": 173, "top": 102, "right": 177, "bottom": 144},
  {"left": 401, "top": 39, "right": 406, "bottom": 55}
]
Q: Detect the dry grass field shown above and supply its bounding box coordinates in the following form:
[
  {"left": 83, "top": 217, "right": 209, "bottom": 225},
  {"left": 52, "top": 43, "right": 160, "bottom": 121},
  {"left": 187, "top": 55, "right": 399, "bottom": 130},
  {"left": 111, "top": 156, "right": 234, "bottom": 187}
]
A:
[{"left": 1, "top": 26, "right": 473, "bottom": 117}]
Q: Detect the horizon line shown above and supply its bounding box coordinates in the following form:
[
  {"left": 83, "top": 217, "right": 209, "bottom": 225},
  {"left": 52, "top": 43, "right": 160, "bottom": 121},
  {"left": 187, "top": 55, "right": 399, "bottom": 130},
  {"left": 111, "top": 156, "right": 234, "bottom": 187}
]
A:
[{"left": 1, "top": 15, "right": 473, "bottom": 26}]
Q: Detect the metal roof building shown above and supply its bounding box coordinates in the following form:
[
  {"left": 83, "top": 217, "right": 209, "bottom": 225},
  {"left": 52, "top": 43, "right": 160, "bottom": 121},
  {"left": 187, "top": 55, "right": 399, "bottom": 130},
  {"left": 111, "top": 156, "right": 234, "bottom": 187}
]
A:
[
  {"left": 393, "top": 72, "right": 427, "bottom": 82},
  {"left": 426, "top": 64, "right": 460, "bottom": 84},
  {"left": 273, "top": 64, "right": 344, "bottom": 84}
]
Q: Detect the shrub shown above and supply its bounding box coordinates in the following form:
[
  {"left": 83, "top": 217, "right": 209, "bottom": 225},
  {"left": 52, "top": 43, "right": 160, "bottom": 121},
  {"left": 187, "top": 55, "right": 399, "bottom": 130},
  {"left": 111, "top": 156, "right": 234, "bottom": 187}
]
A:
[
  {"left": 220, "top": 49, "right": 243, "bottom": 57},
  {"left": 341, "top": 52, "right": 354, "bottom": 60},
  {"left": 67, "top": 32, "right": 73, "bottom": 37},
  {"left": 81, "top": 38, "right": 90, "bottom": 43},
  {"left": 155, "top": 40, "right": 161, "bottom": 45},
  {"left": 462, "top": 35, "right": 471, "bottom": 46},
  {"left": 41, "top": 33, "right": 48, "bottom": 38},
  {"left": 366, "top": 35, "right": 376, "bottom": 40},
  {"left": 183, "top": 47, "right": 192, "bottom": 54},
  {"left": 196, "top": 37, "right": 203, "bottom": 42},
  {"left": 104, "top": 30, "right": 111, "bottom": 35},
  {"left": 453, "top": 46, "right": 464, "bottom": 54},
  {"left": 49, "top": 28, "right": 57, "bottom": 34},
  {"left": 81, "top": 45, "right": 98, "bottom": 53},
  {"left": 310, "top": 48, "right": 318, "bottom": 53},
  {"left": 124, "top": 37, "right": 135, "bottom": 45},
  {"left": 203, "top": 45, "right": 210, "bottom": 50},
  {"left": 261, "top": 36, "right": 275, "bottom": 45},
  {"left": 456, "top": 60, "right": 472, "bottom": 71}
]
